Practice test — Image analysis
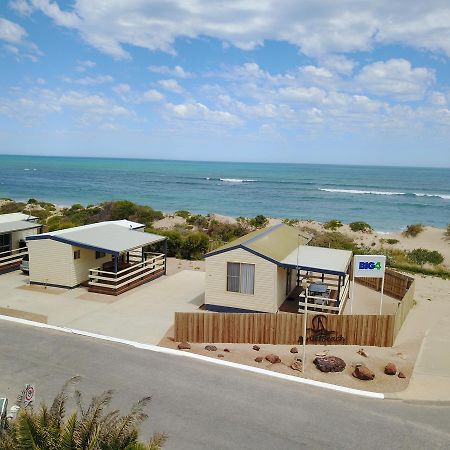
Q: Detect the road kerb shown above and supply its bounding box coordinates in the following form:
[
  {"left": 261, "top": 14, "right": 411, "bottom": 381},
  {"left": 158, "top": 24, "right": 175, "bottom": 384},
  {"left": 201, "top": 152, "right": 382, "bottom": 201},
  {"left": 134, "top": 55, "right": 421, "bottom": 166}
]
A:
[{"left": 0, "top": 314, "right": 384, "bottom": 400}]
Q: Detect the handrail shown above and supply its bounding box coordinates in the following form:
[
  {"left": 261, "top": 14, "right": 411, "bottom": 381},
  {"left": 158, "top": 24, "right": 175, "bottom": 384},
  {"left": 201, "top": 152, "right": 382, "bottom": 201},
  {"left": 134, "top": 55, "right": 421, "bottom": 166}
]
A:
[{"left": 0, "top": 247, "right": 28, "bottom": 263}]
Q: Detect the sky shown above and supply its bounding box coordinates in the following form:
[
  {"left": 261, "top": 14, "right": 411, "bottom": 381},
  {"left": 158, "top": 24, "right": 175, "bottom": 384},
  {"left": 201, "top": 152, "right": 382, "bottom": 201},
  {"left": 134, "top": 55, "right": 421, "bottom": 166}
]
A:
[{"left": 0, "top": 0, "right": 450, "bottom": 167}]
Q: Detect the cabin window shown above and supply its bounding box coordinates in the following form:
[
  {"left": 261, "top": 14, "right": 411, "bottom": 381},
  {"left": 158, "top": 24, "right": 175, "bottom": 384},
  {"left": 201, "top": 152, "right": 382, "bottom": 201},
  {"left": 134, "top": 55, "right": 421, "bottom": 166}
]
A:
[
  {"left": 227, "top": 262, "right": 255, "bottom": 295},
  {"left": 0, "top": 233, "right": 11, "bottom": 254},
  {"left": 74, "top": 250, "right": 81, "bottom": 260},
  {"left": 96, "top": 251, "right": 106, "bottom": 259}
]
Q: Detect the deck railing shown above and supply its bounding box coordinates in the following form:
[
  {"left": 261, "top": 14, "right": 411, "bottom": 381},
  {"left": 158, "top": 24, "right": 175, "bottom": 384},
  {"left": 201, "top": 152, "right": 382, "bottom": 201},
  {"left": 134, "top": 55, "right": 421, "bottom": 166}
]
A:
[
  {"left": 0, "top": 247, "right": 28, "bottom": 270},
  {"left": 298, "top": 275, "right": 350, "bottom": 315},
  {"left": 88, "top": 252, "right": 165, "bottom": 295}
]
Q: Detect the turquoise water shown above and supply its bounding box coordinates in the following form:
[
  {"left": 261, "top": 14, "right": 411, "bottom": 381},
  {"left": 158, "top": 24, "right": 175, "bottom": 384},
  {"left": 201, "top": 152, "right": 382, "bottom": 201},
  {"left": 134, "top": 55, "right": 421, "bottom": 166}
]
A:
[{"left": 0, "top": 155, "right": 449, "bottom": 231}]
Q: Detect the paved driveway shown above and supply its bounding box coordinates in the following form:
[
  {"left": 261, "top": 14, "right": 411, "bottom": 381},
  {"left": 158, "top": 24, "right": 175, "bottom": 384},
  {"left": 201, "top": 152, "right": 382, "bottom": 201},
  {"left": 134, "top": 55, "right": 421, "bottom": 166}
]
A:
[{"left": 0, "top": 269, "right": 205, "bottom": 343}]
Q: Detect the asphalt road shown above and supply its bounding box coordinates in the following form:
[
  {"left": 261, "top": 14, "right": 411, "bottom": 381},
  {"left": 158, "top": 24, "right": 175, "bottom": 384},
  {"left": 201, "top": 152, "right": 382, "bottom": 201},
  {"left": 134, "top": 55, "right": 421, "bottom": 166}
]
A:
[{"left": 0, "top": 320, "right": 449, "bottom": 450}]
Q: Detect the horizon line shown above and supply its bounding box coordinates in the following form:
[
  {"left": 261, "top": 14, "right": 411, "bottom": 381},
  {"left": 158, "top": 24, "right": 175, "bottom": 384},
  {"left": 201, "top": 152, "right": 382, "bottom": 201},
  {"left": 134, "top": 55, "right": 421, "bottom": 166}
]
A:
[{"left": 0, "top": 152, "right": 449, "bottom": 170}]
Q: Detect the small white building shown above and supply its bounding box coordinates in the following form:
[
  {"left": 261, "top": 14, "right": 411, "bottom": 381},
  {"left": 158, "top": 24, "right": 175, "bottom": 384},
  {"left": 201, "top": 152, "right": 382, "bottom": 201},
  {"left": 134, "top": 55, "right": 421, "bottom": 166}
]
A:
[
  {"left": 204, "top": 224, "right": 352, "bottom": 314},
  {"left": 27, "top": 220, "right": 167, "bottom": 295},
  {"left": 0, "top": 213, "right": 43, "bottom": 272}
]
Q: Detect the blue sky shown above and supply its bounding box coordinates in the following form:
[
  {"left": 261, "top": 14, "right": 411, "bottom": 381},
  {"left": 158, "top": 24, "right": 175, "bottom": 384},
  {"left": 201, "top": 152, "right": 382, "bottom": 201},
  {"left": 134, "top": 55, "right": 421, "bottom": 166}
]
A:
[{"left": 1, "top": 0, "right": 450, "bottom": 166}]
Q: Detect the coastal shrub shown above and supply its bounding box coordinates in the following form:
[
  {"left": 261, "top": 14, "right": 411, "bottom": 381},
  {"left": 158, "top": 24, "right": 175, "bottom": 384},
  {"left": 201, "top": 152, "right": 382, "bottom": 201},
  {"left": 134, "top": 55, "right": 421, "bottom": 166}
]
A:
[
  {"left": 402, "top": 223, "right": 424, "bottom": 237},
  {"left": 207, "top": 220, "right": 247, "bottom": 242},
  {"left": 248, "top": 214, "right": 269, "bottom": 229},
  {"left": 323, "top": 219, "right": 343, "bottom": 231},
  {"left": 349, "top": 221, "right": 373, "bottom": 233},
  {"left": 407, "top": 248, "right": 444, "bottom": 266},
  {"left": 26, "top": 208, "right": 53, "bottom": 221},
  {"left": 282, "top": 218, "right": 299, "bottom": 226},
  {"left": 310, "top": 231, "right": 359, "bottom": 252},
  {"left": 104, "top": 200, "right": 163, "bottom": 224},
  {"left": 186, "top": 214, "right": 210, "bottom": 229},
  {"left": 175, "top": 209, "right": 191, "bottom": 219},
  {"left": 445, "top": 224, "right": 450, "bottom": 240},
  {"left": 157, "top": 230, "right": 184, "bottom": 257},
  {"left": 181, "top": 232, "right": 210, "bottom": 260},
  {"left": 385, "top": 238, "right": 399, "bottom": 245},
  {"left": 27, "top": 198, "right": 38, "bottom": 204},
  {"left": 0, "top": 201, "right": 26, "bottom": 214}
]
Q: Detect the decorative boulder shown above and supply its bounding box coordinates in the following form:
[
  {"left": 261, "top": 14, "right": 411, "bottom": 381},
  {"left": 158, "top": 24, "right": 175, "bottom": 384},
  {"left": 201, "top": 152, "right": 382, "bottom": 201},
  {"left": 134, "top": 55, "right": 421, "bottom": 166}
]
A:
[
  {"left": 217, "top": 354, "right": 224, "bottom": 358},
  {"left": 384, "top": 362, "right": 397, "bottom": 375},
  {"left": 352, "top": 365, "right": 375, "bottom": 380},
  {"left": 398, "top": 371, "right": 406, "bottom": 379},
  {"left": 357, "top": 349, "right": 368, "bottom": 358},
  {"left": 253, "top": 345, "right": 260, "bottom": 351},
  {"left": 177, "top": 342, "right": 191, "bottom": 350},
  {"left": 265, "top": 354, "right": 281, "bottom": 364},
  {"left": 291, "top": 361, "right": 302, "bottom": 371},
  {"left": 255, "top": 356, "right": 263, "bottom": 363},
  {"left": 205, "top": 345, "right": 217, "bottom": 351},
  {"left": 313, "top": 356, "right": 346, "bottom": 373},
  {"left": 223, "top": 348, "right": 230, "bottom": 352},
  {"left": 290, "top": 347, "right": 299, "bottom": 354}
]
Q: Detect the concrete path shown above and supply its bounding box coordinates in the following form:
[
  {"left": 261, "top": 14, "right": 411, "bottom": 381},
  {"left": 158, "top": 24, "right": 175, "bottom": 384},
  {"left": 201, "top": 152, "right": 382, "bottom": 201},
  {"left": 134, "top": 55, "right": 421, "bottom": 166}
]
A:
[
  {"left": 0, "top": 270, "right": 205, "bottom": 344},
  {"left": 1, "top": 320, "right": 449, "bottom": 450}
]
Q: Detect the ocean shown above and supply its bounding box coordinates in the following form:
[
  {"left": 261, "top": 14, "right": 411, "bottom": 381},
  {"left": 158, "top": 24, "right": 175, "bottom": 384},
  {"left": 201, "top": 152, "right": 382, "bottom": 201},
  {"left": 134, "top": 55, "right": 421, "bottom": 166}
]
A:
[{"left": 0, "top": 155, "right": 449, "bottom": 231}]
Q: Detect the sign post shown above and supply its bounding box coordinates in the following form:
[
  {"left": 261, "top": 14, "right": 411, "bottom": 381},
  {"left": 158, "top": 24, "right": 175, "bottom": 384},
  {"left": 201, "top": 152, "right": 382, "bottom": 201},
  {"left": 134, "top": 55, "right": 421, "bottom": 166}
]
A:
[{"left": 351, "top": 255, "right": 386, "bottom": 315}]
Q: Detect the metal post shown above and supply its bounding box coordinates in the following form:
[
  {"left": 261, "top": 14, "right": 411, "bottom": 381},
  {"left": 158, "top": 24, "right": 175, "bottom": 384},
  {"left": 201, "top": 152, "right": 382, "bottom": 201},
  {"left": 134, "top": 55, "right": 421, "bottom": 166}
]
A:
[
  {"left": 114, "top": 254, "right": 118, "bottom": 273},
  {"left": 163, "top": 239, "right": 168, "bottom": 275},
  {"left": 141, "top": 247, "right": 145, "bottom": 262},
  {"left": 127, "top": 252, "right": 129, "bottom": 263},
  {"left": 336, "top": 275, "right": 341, "bottom": 304},
  {"left": 321, "top": 272, "right": 324, "bottom": 282},
  {"left": 379, "top": 274, "right": 385, "bottom": 315},
  {"left": 302, "top": 286, "right": 308, "bottom": 374}
]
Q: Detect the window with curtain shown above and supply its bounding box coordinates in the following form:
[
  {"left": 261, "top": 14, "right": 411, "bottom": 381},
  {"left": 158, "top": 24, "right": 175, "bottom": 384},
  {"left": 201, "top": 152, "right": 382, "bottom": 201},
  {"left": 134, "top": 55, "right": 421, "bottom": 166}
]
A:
[{"left": 227, "top": 262, "right": 255, "bottom": 294}]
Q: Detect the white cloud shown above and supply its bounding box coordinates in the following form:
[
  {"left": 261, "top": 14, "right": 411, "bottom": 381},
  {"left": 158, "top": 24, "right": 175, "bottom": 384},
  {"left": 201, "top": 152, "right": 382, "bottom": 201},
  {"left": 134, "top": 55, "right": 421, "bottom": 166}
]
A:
[
  {"left": 75, "top": 59, "right": 96, "bottom": 72},
  {"left": 165, "top": 102, "right": 242, "bottom": 126},
  {"left": 9, "top": 0, "right": 34, "bottom": 15},
  {"left": 0, "top": 17, "right": 27, "bottom": 44},
  {"left": 113, "top": 83, "right": 131, "bottom": 95},
  {"left": 63, "top": 74, "right": 114, "bottom": 85},
  {"left": 355, "top": 59, "right": 435, "bottom": 101},
  {"left": 158, "top": 79, "right": 184, "bottom": 94},
  {"left": 300, "top": 66, "right": 333, "bottom": 78},
  {"left": 148, "top": 65, "right": 192, "bottom": 78},
  {"left": 142, "top": 89, "right": 164, "bottom": 102},
  {"left": 19, "top": 0, "right": 450, "bottom": 59}
]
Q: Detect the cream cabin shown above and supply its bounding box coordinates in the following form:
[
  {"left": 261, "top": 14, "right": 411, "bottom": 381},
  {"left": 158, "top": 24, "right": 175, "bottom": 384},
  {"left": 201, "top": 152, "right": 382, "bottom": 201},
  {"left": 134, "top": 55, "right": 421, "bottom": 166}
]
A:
[
  {"left": 27, "top": 220, "right": 167, "bottom": 295},
  {"left": 0, "top": 213, "right": 43, "bottom": 273},
  {"left": 204, "top": 224, "right": 352, "bottom": 314}
]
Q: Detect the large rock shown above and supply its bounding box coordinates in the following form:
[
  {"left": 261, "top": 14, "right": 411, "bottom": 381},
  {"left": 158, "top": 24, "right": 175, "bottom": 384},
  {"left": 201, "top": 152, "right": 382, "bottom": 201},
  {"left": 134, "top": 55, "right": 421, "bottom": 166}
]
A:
[
  {"left": 352, "top": 365, "right": 375, "bottom": 380},
  {"left": 398, "top": 371, "right": 406, "bottom": 379},
  {"left": 265, "top": 354, "right": 281, "bottom": 364},
  {"left": 177, "top": 342, "right": 191, "bottom": 350},
  {"left": 253, "top": 345, "right": 260, "bottom": 351},
  {"left": 205, "top": 345, "right": 217, "bottom": 351},
  {"left": 313, "top": 356, "right": 346, "bottom": 373},
  {"left": 291, "top": 361, "right": 302, "bottom": 371},
  {"left": 255, "top": 356, "right": 263, "bottom": 363},
  {"left": 290, "top": 347, "right": 298, "bottom": 354},
  {"left": 384, "top": 362, "right": 397, "bottom": 375}
]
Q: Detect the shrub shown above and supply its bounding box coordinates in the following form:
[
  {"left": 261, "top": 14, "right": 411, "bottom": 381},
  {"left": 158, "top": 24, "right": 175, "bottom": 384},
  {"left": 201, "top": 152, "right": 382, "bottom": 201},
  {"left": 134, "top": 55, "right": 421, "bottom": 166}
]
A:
[
  {"left": 402, "top": 223, "right": 424, "bottom": 237},
  {"left": 349, "top": 221, "right": 373, "bottom": 233},
  {"left": 445, "top": 224, "right": 450, "bottom": 240},
  {"left": 27, "top": 198, "right": 38, "bottom": 204},
  {"left": 310, "top": 231, "right": 359, "bottom": 252},
  {"left": 407, "top": 248, "right": 444, "bottom": 266},
  {"left": 323, "top": 219, "right": 343, "bottom": 231},
  {"left": 248, "top": 214, "right": 269, "bottom": 229},
  {"left": 385, "top": 238, "right": 399, "bottom": 245},
  {"left": 181, "top": 232, "right": 210, "bottom": 259},
  {"left": 175, "top": 210, "right": 191, "bottom": 219},
  {"left": 282, "top": 218, "right": 299, "bottom": 226},
  {"left": 0, "top": 201, "right": 26, "bottom": 214},
  {"left": 186, "top": 214, "right": 210, "bottom": 229}
]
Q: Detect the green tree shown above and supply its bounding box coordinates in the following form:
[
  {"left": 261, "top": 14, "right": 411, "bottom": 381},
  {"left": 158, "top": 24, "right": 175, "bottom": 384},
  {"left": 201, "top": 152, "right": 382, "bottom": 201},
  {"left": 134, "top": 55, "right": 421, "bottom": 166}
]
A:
[{"left": 0, "top": 377, "right": 166, "bottom": 450}]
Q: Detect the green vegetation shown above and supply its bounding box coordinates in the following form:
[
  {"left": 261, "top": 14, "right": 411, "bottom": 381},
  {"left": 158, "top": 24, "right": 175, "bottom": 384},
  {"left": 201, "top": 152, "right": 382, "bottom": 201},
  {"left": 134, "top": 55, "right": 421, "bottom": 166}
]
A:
[
  {"left": 385, "top": 238, "right": 399, "bottom": 245},
  {"left": 445, "top": 224, "right": 450, "bottom": 240},
  {"left": 174, "top": 210, "right": 191, "bottom": 219},
  {"left": 402, "top": 223, "right": 424, "bottom": 237},
  {"left": 323, "top": 219, "right": 343, "bottom": 231},
  {"left": 349, "top": 221, "right": 373, "bottom": 233},
  {"left": 407, "top": 248, "right": 444, "bottom": 266},
  {"left": 282, "top": 218, "right": 299, "bottom": 226},
  {"left": 248, "top": 214, "right": 269, "bottom": 229},
  {"left": 0, "top": 377, "right": 166, "bottom": 450},
  {"left": 309, "top": 231, "right": 361, "bottom": 252}
]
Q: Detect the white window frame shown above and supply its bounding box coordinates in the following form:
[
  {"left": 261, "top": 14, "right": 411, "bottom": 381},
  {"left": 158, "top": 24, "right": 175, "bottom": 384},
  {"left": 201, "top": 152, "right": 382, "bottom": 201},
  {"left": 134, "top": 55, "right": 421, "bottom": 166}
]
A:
[{"left": 226, "top": 262, "right": 255, "bottom": 295}]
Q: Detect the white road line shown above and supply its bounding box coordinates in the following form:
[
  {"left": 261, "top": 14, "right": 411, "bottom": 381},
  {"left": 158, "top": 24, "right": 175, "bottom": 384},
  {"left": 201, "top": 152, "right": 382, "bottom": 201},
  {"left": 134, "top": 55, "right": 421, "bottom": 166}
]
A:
[{"left": 0, "top": 314, "right": 384, "bottom": 399}]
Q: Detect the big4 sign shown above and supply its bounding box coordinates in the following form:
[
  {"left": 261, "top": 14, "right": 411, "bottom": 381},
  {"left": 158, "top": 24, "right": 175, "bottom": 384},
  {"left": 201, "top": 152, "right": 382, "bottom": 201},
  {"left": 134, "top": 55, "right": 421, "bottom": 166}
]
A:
[{"left": 353, "top": 255, "right": 386, "bottom": 279}]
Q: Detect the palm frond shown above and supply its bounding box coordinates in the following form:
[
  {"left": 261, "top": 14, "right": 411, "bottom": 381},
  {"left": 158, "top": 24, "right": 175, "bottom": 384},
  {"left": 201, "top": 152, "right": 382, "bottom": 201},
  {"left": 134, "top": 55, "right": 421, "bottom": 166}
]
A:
[
  {"left": 50, "top": 375, "right": 81, "bottom": 426},
  {"left": 60, "top": 412, "right": 78, "bottom": 450}
]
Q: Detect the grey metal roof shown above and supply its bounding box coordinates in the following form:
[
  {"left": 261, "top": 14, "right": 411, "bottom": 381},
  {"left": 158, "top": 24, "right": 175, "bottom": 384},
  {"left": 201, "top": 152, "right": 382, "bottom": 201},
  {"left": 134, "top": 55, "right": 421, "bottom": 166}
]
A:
[
  {"left": 28, "top": 223, "right": 165, "bottom": 254},
  {"left": 281, "top": 245, "right": 352, "bottom": 275},
  {"left": 0, "top": 220, "right": 42, "bottom": 234}
]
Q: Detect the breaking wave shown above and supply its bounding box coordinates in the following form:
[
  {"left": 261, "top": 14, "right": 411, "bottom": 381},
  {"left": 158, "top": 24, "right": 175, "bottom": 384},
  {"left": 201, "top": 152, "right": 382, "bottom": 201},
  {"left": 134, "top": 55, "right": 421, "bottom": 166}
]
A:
[
  {"left": 205, "top": 177, "right": 258, "bottom": 183},
  {"left": 319, "top": 188, "right": 450, "bottom": 199}
]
